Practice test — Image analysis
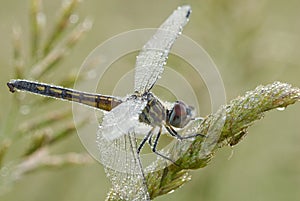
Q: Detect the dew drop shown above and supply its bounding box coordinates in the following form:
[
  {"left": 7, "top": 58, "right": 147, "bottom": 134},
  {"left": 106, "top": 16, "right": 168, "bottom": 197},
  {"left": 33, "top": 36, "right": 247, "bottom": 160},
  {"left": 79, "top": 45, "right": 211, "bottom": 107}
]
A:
[
  {"left": 168, "top": 190, "right": 175, "bottom": 194},
  {"left": 227, "top": 148, "right": 234, "bottom": 160},
  {"left": 37, "top": 12, "right": 46, "bottom": 25},
  {"left": 69, "top": 14, "right": 79, "bottom": 24},
  {"left": 82, "top": 18, "right": 93, "bottom": 30},
  {"left": 276, "top": 107, "right": 286, "bottom": 111}
]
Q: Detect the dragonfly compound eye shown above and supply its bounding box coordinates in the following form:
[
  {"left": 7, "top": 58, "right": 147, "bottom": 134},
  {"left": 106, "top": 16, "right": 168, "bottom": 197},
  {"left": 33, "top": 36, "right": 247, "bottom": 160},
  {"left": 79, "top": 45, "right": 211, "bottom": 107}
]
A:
[{"left": 168, "top": 101, "right": 193, "bottom": 128}]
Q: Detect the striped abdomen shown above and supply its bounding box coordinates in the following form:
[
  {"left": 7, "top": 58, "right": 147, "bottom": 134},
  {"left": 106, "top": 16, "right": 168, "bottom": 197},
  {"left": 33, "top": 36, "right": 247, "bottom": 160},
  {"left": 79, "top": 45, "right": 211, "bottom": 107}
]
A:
[{"left": 7, "top": 79, "right": 122, "bottom": 111}]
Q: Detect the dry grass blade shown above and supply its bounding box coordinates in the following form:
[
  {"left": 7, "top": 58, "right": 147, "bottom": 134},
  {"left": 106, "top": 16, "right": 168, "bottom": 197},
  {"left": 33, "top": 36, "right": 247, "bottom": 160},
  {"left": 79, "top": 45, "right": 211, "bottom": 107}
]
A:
[
  {"left": 12, "top": 26, "right": 24, "bottom": 79},
  {"left": 24, "top": 118, "right": 87, "bottom": 156},
  {"left": 16, "top": 109, "right": 72, "bottom": 137},
  {"left": 43, "top": 0, "right": 80, "bottom": 55},
  {"left": 1, "top": 0, "right": 93, "bottom": 192},
  {"left": 30, "top": 18, "right": 93, "bottom": 79},
  {"left": 30, "top": 0, "right": 45, "bottom": 61},
  {"left": 0, "top": 140, "right": 11, "bottom": 167},
  {"left": 49, "top": 118, "right": 88, "bottom": 144},
  {"left": 64, "top": 18, "right": 93, "bottom": 49},
  {"left": 14, "top": 149, "right": 93, "bottom": 179}
]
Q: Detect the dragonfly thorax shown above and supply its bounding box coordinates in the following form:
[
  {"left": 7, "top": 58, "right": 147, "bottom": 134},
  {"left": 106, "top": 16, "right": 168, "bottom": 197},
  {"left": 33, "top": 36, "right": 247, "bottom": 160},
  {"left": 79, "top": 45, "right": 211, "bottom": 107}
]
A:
[{"left": 139, "top": 93, "right": 167, "bottom": 127}]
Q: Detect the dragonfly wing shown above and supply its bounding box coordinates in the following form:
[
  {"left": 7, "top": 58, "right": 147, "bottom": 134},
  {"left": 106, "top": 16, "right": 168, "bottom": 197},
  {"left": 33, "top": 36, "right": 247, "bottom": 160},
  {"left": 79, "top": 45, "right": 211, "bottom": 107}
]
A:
[
  {"left": 98, "top": 133, "right": 150, "bottom": 201},
  {"left": 98, "top": 109, "right": 151, "bottom": 200},
  {"left": 134, "top": 5, "right": 191, "bottom": 94},
  {"left": 99, "top": 98, "right": 147, "bottom": 141},
  {"left": 97, "top": 99, "right": 150, "bottom": 200},
  {"left": 97, "top": 97, "right": 148, "bottom": 171}
]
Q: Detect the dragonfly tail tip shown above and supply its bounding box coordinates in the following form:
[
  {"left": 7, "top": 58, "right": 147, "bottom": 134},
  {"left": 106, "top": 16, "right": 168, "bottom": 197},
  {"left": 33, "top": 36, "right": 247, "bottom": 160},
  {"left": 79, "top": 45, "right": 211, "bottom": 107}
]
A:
[{"left": 7, "top": 82, "right": 16, "bottom": 93}]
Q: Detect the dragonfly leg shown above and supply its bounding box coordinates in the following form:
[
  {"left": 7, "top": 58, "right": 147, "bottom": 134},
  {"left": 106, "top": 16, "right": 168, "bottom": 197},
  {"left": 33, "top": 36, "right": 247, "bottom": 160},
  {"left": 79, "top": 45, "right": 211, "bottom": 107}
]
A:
[
  {"left": 148, "top": 128, "right": 157, "bottom": 146},
  {"left": 165, "top": 124, "right": 205, "bottom": 140},
  {"left": 150, "top": 127, "right": 178, "bottom": 165},
  {"left": 137, "top": 127, "right": 154, "bottom": 154}
]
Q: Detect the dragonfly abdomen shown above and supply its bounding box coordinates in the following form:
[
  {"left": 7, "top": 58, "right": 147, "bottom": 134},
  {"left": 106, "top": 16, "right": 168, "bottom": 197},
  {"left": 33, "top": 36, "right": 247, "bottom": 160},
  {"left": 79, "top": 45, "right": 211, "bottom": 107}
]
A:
[{"left": 7, "top": 79, "right": 122, "bottom": 111}]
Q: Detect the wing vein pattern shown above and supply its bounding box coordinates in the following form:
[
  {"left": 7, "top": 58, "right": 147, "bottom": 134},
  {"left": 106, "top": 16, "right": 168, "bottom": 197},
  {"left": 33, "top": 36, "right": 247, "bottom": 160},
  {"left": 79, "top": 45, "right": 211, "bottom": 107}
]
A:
[{"left": 134, "top": 5, "right": 191, "bottom": 94}]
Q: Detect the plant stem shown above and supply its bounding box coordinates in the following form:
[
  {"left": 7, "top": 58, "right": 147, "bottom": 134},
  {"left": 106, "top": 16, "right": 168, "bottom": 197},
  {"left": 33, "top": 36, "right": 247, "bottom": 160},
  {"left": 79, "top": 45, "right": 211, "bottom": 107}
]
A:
[{"left": 106, "top": 81, "right": 300, "bottom": 200}]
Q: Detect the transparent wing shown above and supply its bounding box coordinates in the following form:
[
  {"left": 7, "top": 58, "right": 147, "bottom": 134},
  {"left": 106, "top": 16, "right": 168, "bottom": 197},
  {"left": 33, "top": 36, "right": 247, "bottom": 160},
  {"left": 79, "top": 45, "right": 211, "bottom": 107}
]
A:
[
  {"left": 97, "top": 126, "right": 150, "bottom": 200},
  {"left": 99, "top": 98, "right": 147, "bottom": 141},
  {"left": 97, "top": 98, "right": 150, "bottom": 200},
  {"left": 97, "top": 97, "right": 148, "bottom": 172},
  {"left": 134, "top": 5, "right": 191, "bottom": 94}
]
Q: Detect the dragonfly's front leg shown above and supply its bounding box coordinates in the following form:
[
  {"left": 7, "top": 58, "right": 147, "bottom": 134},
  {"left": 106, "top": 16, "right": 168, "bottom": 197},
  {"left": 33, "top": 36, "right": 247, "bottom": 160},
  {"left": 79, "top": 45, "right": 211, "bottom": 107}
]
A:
[
  {"left": 150, "top": 127, "right": 179, "bottom": 165},
  {"left": 165, "top": 124, "right": 205, "bottom": 140},
  {"left": 137, "top": 127, "right": 154, "bottom": 154}
]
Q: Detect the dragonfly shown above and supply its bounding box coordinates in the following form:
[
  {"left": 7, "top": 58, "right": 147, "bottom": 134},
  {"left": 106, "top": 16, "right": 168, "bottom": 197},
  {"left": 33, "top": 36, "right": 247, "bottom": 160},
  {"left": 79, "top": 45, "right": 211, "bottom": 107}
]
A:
[{"left": 7, "top": 5, "right": 202, "bottom": 200}]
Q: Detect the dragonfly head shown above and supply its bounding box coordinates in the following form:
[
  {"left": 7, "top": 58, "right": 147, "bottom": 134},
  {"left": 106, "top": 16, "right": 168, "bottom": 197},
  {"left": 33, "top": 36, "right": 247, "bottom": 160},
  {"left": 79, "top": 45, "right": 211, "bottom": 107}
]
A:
[{"left": 168, "top": 101, "right": 194, "bottom": 128}]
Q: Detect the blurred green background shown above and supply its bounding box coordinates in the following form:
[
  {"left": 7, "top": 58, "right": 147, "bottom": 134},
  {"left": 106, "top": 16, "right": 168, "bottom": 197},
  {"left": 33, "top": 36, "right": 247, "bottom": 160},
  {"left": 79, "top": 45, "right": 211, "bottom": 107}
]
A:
[{"left": 1, "top": 0, "right": 300, "bottom": 201}]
